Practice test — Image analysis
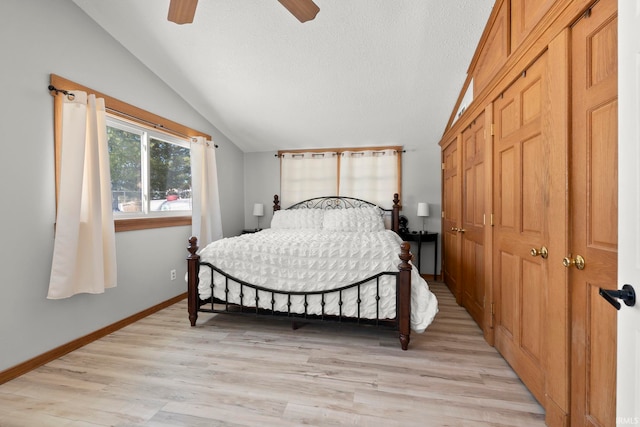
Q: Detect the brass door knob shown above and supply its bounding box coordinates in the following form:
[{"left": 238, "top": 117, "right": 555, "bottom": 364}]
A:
[
  {"left": 531, "top": 246, "right": 548, "bottom": 259},
  {"left": 563, "top": 254, "right": 585, "bottom": 270},
  {"left": 451, "top": 227, "right": 459, "bottom": 232},
  {"left": 458, "top": 228, "right": 466, "bottom": 233}
]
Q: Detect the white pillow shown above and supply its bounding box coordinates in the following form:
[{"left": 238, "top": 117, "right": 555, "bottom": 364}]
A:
[
  {"left": 270, "top": 209, "right": 324, "bottom": 229},
  {"left": 322, "top": 206, "right": 385, "bottom": 232}
]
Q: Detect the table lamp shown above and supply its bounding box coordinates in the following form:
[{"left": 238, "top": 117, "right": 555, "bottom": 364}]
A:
[
  {"left": 417, "top": 202, "right": 429, "bottom": 232},
  {"left": 253, "top": 203, "right": 264, "bottom": 230}
]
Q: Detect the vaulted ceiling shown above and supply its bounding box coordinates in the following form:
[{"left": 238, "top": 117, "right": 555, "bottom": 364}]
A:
[{"left": 72, "top": 0, "right": 494, "bottom": 153}]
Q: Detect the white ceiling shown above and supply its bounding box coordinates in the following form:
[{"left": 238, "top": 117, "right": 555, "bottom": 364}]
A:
[{"left": 72, "top": 0, "right": 494, "bottom": 153}]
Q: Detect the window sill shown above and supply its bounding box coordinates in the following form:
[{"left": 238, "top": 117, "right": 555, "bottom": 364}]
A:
[{"left": 115, "top": 216, "right": 191, "bottom": 232}]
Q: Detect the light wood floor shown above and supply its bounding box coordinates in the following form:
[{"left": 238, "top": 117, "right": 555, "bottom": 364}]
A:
[{"left": 0, "top": 283, "right": 545, "bottom": 426}]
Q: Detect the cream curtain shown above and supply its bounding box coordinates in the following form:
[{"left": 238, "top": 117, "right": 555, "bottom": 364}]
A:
[
  {"left": 280, "top": 152, "right": 338, "bottom": 208},
  {"left": 339, "top": 149, "right": 398, "bottom": 208},
  {"left": 191, "top": 136, "right": 223, "bottom": 247},
  {"left": 48, "top": 92, "right": 117, "bottom": 299}
]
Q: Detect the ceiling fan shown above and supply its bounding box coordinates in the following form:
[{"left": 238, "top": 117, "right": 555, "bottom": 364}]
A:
[{"left": 167, "top": 0, "right": 320, "bottom": 25}]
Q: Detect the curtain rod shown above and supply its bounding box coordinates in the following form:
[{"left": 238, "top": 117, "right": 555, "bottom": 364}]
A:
[
  {"left": 48, "top": 84, "right": 218, "bottom": 148},
  {"left": 274, "top": 149, "right": 406, "bottom": 158},
  {"left": 48, "top": 85, "right": 75, "bottom": 100}
]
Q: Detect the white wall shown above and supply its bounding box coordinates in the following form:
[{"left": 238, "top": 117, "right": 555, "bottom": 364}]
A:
[
  {"left": 0, "top": 0, "right": 244, "bottom": 372},
  {"left": 243, "top": 142, "right": 442, "bottom": 276}
]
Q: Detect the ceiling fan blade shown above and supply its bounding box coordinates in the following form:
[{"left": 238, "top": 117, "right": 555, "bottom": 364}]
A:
[
  {"left": 277, "top": 0, "right": 320, "bottom": 23},
  {"left": 167, "top": 0, "right": 198, "bottom": 25}
]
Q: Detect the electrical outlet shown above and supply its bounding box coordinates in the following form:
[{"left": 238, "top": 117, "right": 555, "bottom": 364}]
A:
[{"left": 170, "top": 269, "right": 177, "bottom": 281}]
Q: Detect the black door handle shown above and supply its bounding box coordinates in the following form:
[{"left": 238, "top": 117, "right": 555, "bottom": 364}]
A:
[{"left": 599, "top": 284, "right": 636, "bottom": 310}]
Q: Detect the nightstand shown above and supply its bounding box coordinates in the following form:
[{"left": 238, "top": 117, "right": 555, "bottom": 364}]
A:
[
  {"left": 241, "top": 228, "right": 263, "bottom": 234},
  {"left": 399, "top": 231, "right": 438, "bottom": 278}
]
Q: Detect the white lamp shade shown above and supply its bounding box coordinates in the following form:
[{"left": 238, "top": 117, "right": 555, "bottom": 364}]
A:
[
  {"left": 253, "top": 203, "right": 264, "bottom": 217},
  {"left": 417, "top": 202, "right": 429, "bottom": 217}
]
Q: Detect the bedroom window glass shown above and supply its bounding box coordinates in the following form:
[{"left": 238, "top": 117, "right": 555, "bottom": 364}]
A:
[{"left": 107, "top": 116, "right": 192, "bottom": 216}]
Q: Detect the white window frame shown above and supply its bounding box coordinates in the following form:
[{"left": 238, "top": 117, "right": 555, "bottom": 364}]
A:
[{"left": 107, "top": 115, "right": 192, "bottom": 219}]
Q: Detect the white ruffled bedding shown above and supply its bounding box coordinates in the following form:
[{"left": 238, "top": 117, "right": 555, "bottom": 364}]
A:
[{"left": 197, "top": 228, "right": 438, "bottom": 333}]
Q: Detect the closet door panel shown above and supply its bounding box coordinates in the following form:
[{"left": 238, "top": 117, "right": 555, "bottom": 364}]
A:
[
  {"left": 442, "top": 138, "right": 461, "bottom": 300},
  {"left": 474, "top": 0, "right": 509, "bottom": 94},
  {"left": 497, "top": 248, "right": 517, "bottom": 338},
  {"left": 511, "top": 0, "right": 555, "bottom": 48},
  {"left": 493, "top": 51, "right": 548, "bottom": 405},
  {"left": 497, "top": 147, "right": 516, "bottom": 229},
  {"left": 570, "top": 1, "right": 618, "bottom": 424},
  {"left": 461, "top": 112, "right": 486, "bottom": 328},
  {"left": 520, "top": 258, "right": 543, "bottom": 360},
  {"left": 589, "top": 102, "right": 617, "bottom": 249},
  {"left": 521, "top": 135, "right": 544, "bottom": 234}
]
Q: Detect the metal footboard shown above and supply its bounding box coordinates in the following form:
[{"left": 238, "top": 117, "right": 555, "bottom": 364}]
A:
[{"left": 197, "top": 261, "right": 399, "bottom": 328}]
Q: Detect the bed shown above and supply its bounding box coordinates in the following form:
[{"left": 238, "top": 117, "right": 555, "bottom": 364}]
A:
[{"left": 186, "top": 194, "right": 438, "bottom": 350}]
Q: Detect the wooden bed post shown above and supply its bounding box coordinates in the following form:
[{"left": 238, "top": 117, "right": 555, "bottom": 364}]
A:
[
  {"left": 398, "top": 241, "right": 412, "bottom": 350},
  {"left": 187, "top": 236, "right": 200, "bottom": 327},
  {"left": 273, "top": 194, "right": 280, "bottom": 211},
  {"left": 392, "top": 193, "right": 400, "bottom": 232}
]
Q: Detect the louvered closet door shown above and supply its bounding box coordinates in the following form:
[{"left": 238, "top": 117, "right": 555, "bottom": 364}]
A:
[
  {"left": 461, "top": 112, "right": 486, "bottom": 329},
  {"left": 492, "top": 51, "right": 549, "bottom": 404}
]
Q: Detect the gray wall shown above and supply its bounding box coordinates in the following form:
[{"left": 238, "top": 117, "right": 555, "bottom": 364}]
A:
[
  {"left": 0, "top": 0, "right": 244, "bottom": 372},
  {"left": 243, "top": 144, "right": 442, "bottom": 276},
  {"left": 401, "top": 144, "right": 442, "bottom": 276}
]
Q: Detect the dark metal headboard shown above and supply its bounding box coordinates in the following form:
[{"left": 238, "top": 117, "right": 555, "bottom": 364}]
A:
[
  {"left": 287, "top": 196, "right": 388, "bottom": 213},
  {"left": 272, "top": 194, "right": 401, "bottom": 232}
]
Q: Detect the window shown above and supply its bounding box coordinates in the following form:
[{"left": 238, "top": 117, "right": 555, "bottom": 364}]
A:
[
  {"left": 50, "top": 73, "right": 211, "bottom": 232},
  {"left": 339, "top": 149, "right": 400, "bottom": 206},
  {"left": 279, "top": 146, "right": 402, "bottom": 208},
  {"left": 279, "top": 152, "right": 338, "bottom": 206},
  {"left": 107, "top": 117, "right": 192, "bottom": 216}
]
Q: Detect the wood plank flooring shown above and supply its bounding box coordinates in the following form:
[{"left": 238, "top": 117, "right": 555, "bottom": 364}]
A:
[{"left": 0, "top": 283, "right": 545, "bottom": 426}]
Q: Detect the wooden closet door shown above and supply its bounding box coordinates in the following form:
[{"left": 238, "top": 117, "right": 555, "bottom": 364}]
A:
[
  {"left": 461, "top": 112, "right": 486, "bottom": 329},
  {"left": 570, "top": 1, "right": 618, "bottom": 425},
  {"left": 492, "top": 52, "right": 549, "bottom": 404},
  {"left": 442, "top": 137, "right": 461, "bottom": 301},
  {"left": 510, "top": 0, "right": 555, "bottom": 48}
]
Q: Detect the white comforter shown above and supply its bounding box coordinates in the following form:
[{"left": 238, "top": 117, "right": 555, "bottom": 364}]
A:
[{"left": 197, "top": 229, "right": 438, "bottom": 333}]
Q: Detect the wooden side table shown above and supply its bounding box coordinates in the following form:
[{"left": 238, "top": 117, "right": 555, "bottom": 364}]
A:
[{"left": 399, "top": 231, "right": 438, "bottom": 278}]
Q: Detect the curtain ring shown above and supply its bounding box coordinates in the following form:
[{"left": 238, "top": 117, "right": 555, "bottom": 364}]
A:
[{"left": 48, "top": 85, "right": 76, "bottom": 101}]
